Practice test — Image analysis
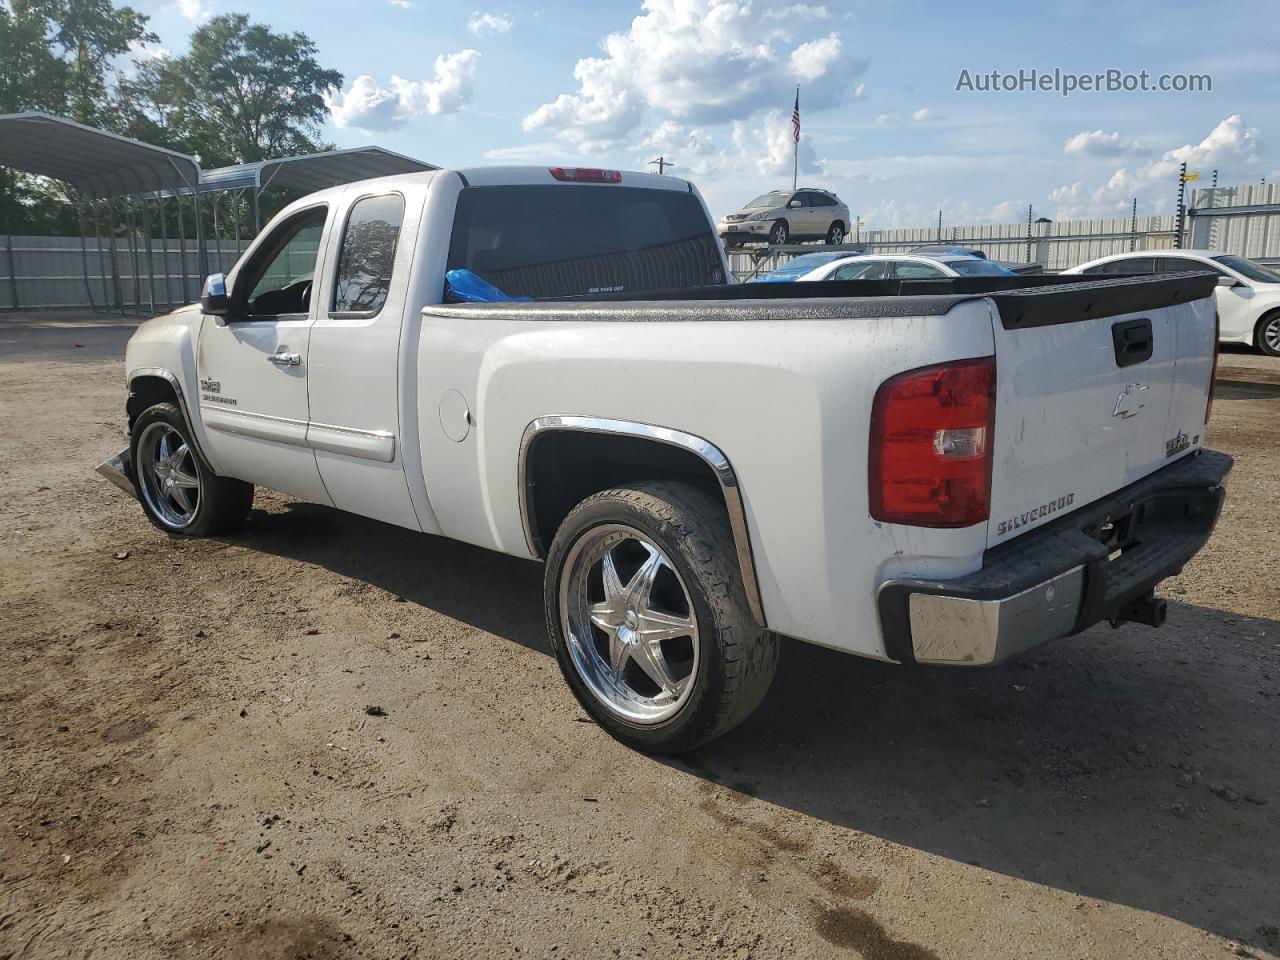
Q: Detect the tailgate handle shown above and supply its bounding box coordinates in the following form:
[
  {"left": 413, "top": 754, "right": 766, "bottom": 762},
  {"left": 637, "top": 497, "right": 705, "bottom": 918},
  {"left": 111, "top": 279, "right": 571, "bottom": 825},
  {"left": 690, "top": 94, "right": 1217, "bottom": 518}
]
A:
[{"left": 1112, "top": 318, "right": 1153, "bottom": 367}]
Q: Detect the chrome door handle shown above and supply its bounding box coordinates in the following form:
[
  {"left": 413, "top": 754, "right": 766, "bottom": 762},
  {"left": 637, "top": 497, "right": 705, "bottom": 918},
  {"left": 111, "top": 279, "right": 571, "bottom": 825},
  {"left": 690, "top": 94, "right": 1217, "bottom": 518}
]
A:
[{"left": 268, "top": 352, "right": 301, "bottom": 366}]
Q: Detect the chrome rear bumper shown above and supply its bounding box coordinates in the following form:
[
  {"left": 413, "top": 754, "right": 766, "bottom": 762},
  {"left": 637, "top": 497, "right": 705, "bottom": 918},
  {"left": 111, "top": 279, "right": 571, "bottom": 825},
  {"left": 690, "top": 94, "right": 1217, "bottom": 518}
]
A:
[
  {"left": 877, "top": 449, "right": 1233, "bottom": 666},
  {"left": 96, "top": 447, "right": 136, "bottom": 498}
]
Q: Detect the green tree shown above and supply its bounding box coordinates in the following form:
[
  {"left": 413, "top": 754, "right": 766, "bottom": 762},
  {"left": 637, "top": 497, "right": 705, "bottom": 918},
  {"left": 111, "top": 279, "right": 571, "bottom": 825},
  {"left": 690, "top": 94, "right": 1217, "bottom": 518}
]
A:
[
  {"left": 122, "top": 14, "right": 342, "bottom": 167},
  {"left": 0, "top": 1, "right": 69, "bottom": 115},
  {"left": 42, "top": 0, "right": 155, "bottom": 125}
]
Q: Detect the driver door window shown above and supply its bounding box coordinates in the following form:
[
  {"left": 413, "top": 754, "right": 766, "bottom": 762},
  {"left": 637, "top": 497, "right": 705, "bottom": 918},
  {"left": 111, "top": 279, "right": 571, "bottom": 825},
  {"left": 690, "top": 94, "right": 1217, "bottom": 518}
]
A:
[{"left": 240, "top": 210, "right": 326, "bottom": 318}]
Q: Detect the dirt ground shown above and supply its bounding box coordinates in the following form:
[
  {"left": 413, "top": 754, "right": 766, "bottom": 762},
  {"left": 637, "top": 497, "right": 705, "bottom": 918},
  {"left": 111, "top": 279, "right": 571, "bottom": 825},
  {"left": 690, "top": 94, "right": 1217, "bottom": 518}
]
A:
[{"left": 1, "top": 311, "right": 1277, "bottom": 960}]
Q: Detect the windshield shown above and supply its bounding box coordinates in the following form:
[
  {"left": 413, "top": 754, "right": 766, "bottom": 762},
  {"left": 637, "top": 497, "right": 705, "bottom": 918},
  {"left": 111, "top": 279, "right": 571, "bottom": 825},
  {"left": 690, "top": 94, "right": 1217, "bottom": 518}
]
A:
[
  {"left": 769, "top": 252, "right": 848, "bottom": 276},
  {"left": 947, "top": 259, "right": 1015, "bottom": 277},
  {"left": 745, "top": 192, "right": 790, "bottom": 209},
  {"left": 447, "top": 185, "right": 724, "bottom": 298},
  {"left": 1212, "top": 255, "right": 1280, "bottom": 284}
]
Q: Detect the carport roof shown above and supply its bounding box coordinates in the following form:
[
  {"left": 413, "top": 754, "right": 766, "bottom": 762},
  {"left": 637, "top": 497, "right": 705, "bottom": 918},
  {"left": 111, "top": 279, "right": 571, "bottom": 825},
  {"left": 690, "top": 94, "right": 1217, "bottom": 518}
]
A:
[
  {"left": 0, "top": 111, "right": 201, "bottom": 200},
  {"left": 200, "top": 146, "right": 437, "bottom": 195}
]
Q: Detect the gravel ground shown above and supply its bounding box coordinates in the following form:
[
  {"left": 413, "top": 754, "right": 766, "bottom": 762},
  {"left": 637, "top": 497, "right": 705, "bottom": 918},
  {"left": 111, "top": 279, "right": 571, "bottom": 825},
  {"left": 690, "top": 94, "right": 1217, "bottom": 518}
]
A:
[{"left": 1, "top": 312, "right": 1277, "bottom": 960}]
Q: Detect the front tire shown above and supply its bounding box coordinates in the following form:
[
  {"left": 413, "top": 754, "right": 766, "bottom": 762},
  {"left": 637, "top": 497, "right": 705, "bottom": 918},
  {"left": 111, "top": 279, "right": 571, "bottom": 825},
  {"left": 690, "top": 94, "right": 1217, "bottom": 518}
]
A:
[
  {"left": 1257, "top": 311, "right": 1280, "bottom": 357},
  {"left": 544, "top": 482, "right": 779, "bottom": 753},
  {"left": 768, "top": 220, "right": 789, "bottom": 246},
  {"left": 130, "top": 403, "right": 253, "bottom": 536},
  {"left": 825, "top": 221, "right": 845, "bottom": 245}
]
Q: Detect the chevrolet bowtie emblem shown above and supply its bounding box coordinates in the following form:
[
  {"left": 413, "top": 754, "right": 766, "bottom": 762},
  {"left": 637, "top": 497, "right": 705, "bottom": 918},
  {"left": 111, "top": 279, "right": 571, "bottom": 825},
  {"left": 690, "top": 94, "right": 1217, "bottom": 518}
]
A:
[{"left": 1113, "top": 382, "right": 1149, "bottom": 419}]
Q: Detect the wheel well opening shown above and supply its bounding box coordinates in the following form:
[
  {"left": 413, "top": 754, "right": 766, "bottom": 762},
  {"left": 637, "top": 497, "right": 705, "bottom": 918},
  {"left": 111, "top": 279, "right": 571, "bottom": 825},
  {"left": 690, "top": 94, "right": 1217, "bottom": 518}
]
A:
[
  {"left": 524, "top": 431, "right": 726, "bottom": 557},
  {"left": 127, "top": 376, "right": 180, "bottom": 428}
]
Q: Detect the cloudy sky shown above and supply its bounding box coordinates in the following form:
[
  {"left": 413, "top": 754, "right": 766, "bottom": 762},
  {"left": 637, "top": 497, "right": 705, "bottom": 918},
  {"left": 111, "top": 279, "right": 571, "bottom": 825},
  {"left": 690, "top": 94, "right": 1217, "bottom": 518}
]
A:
[{"left": 138, "top": 0, "right": 1279, "bottom": 227}]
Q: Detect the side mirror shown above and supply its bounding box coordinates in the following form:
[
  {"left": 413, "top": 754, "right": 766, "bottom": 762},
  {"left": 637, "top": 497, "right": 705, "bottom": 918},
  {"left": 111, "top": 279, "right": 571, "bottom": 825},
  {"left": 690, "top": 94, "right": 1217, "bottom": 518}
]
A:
[
  {"left": 788, "top": 199, "right": 802, "bottom": 208},
  {"left": 1216, "top": 275, "right": 1241, "bottom": 288},
  {"left": 201, "top": 273, "right": 230, "bottom": 315}
]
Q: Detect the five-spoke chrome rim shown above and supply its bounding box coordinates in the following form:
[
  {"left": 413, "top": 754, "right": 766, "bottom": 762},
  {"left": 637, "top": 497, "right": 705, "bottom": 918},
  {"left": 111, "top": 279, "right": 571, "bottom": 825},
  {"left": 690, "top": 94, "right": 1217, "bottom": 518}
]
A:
[
  {"left": 559, "top": 524, "right": 700, "bottom": 724},
  {"left": 137, "top": 422, "right": 201, "bottom": 529},
  {"left": 1264, "top": 316, "right": 1280, "bottom": 354},
  {"left": 830, "top": 225, "right": 844, "bottom": 243}
]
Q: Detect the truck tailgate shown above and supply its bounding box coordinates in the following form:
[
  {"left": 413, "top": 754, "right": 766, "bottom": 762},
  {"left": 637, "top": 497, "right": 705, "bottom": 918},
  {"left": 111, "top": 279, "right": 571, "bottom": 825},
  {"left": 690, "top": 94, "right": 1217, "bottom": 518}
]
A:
[{"left": 986, "top": 274, "right": 1219, "bottom": 549}]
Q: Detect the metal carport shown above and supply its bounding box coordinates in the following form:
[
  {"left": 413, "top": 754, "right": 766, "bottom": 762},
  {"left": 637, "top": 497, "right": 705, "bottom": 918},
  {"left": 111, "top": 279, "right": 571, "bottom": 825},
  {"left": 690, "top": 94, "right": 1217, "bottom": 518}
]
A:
[{"left": 0, "top": 113, "right": 436, "bottom": 313}]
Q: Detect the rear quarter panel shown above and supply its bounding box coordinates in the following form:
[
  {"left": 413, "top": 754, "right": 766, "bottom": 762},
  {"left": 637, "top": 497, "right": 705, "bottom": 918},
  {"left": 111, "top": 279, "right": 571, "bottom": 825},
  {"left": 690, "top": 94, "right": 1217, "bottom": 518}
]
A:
[{"left": 415, "top": 299, "right": 996, "bottom": 658}]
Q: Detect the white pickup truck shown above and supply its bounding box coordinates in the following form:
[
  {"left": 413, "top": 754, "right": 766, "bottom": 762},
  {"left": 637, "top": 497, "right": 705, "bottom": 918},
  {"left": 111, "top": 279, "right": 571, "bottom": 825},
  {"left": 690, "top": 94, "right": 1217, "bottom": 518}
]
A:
[{"left": 100, "top": 165, "right": 1232, "bottom": 752}]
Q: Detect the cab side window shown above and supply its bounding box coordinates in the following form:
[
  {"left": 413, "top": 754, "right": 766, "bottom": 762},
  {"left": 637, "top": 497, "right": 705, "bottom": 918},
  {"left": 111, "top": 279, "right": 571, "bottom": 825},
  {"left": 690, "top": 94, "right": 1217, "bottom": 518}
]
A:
[
  {"left": 332, "top": 194, "right": 406, "bottom": 315},
  {"left": 240, "top": 207, "right": 327, "bottom": 318}
]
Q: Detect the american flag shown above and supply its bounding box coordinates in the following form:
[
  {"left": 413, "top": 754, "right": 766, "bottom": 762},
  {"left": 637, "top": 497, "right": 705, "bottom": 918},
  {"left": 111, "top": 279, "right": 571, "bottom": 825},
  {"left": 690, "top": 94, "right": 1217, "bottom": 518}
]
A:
[{"left": 791, "top": 87, "right": 800, "bottom": 143}]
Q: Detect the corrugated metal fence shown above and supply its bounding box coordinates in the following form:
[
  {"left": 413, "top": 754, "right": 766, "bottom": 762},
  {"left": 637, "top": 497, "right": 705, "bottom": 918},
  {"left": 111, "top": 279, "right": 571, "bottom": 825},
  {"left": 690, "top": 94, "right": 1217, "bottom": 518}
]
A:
[{"left": 0, "top": 234, "right": 245, "bottom": 312}]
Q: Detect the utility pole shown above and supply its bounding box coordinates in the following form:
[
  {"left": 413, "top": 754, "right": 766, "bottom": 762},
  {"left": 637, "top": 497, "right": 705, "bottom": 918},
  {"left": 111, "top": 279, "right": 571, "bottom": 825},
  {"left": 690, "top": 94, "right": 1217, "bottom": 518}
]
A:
[
  {"left": 648, "top": 157, "right": 675, "bottom": 176},
  {"left": 1025, "top": 204, "right": 1033, "bottom": 264},
  {"left": 855, "top": 216, "right": 863, "bottom": 244},
  {"left": 1130, "top": 197, "right": 1137, "bottom": 251},
  {"left": 936, "top": 209, "right": 942, "bottom": 243},
  {"left": 1175, "top": 161, "right": 1187, "bottom": 249}
]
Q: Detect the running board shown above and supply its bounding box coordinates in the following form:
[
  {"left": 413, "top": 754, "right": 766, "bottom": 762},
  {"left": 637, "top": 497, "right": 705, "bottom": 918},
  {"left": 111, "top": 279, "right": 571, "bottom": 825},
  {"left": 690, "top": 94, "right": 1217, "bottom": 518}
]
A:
[{"left": 96, "top": 448, "right": 136, "bottom": 498}]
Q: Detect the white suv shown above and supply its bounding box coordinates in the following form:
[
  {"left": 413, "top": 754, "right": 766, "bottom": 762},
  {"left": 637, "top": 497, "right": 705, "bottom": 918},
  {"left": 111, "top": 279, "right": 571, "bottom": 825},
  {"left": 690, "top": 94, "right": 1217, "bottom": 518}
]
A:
[
  {"left": 1064, "top": 249, "right": 1280, "bottom": 356},
  {"left": 717, "top": 189, "right": 850, "bottom": 247}
]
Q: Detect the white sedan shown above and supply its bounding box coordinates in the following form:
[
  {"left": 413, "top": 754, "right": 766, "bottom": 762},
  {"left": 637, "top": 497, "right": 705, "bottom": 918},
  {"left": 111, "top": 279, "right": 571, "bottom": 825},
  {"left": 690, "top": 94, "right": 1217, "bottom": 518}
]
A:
[
  {"left": 1063, "top": 249, "right": 1280, "bottom": 356},
  {"left": 795, "top": 253, "right": 1016, "bottom": 281}
]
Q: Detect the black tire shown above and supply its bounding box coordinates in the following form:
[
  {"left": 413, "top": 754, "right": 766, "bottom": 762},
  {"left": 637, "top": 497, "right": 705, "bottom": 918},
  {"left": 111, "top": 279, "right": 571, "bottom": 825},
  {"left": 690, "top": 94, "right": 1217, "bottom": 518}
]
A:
[
  {"left": 768, "top": 220, "right": 789, "bottom": 246},
  {"left": 1256, "top": 311, "right": 1280, "bottom": 357},
  {"left": 544, "top": 481, "right": 779, "bottom": 753},
  {"left": 825, "top": 221, "right": 845, "bottom": 245},
  {"left": 129, "top": 403, "right": 253, "bottom": 537}
]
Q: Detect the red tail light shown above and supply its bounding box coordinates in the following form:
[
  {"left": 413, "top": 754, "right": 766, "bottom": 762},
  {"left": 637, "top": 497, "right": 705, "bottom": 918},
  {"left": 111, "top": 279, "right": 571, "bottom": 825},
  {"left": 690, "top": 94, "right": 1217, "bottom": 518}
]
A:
[
  {"left": 548, "top": 167, "right": 622, "bottom": 183},
  {"left": 869, "top": 357, "right": 996, "bottom": 527},
  {"left": 1206, "top": 309, "right": 1220, "bottom": 424}
]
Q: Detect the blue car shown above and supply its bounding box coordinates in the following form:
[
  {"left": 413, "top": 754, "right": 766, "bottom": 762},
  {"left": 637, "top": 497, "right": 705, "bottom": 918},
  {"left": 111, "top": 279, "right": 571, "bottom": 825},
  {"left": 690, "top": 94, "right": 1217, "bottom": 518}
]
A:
[{"left": 749, "top": 252, "right": 852, "bottom": 283}]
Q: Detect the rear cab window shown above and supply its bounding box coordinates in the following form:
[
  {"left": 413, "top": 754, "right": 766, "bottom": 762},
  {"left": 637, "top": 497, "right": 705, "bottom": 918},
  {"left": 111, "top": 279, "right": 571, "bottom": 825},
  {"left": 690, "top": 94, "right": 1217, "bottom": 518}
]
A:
[
  {"left": 446, "top": 185, "right": 725, "bottom": 299},
  {"left": 332, "top": 193, "right": 405, "bottom": 315}
]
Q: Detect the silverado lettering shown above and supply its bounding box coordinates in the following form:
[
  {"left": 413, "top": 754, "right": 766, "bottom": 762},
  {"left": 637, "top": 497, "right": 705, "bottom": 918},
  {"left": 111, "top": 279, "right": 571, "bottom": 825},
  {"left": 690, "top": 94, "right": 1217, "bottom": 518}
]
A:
[{"left": 998, "top": 493, "right": 1076, "bottom": 537}]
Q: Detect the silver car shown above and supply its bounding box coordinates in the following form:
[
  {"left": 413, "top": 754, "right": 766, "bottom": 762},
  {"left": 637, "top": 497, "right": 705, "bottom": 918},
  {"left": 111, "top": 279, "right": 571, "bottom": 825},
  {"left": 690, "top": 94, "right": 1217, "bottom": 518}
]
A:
[{"left": 717, "top": 188, "right": 850, "bottom": 247}]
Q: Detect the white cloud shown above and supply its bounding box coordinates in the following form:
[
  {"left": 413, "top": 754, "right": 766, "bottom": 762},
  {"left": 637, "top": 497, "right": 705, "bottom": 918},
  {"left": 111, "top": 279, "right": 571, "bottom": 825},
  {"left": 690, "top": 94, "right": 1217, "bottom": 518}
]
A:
[
  {"left": 1050, "top": 115, "right": 1264, "bottom": 218},
  {"left": 788, "top": 33, "right": 841, "bottom": 82},
  {"left": 523, "top": 0, "right": 866, "bottom": 147},
  {"left": 1062, "top": 129, "right": 1141, "bottom": 157},
  {"left": 482, "top": 142, "right": 564, "bottom": 163},
  {"left": 911, "top": 107, "right": 931, "bottom": 122},
  {"left": 873, "top": 113, "right": 894, "bottom": 126},
  {"left": 325, "top": 50, "right": 481, "bottom": 131},
  {"left": 175, "top": 0, "right": 209, "bottom": 21},
  {"left": 762, "top": 3, "right": 829, "bottom": 19},
  {"left": 388, "top": 0, "right": 412, "bottom": 8},
  {"left": 468, "top": 11, "right": 512, "bottom": 34}
]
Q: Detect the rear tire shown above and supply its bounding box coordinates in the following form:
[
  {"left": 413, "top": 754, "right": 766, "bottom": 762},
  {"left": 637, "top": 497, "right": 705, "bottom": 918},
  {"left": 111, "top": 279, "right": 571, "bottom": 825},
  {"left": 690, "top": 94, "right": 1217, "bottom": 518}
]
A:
[
  {"left": 768, "top": 220, "right": 789, "bottom": 246},
  {"left": 544, "top": 481, "right": 779, "bottom": 753},
  {"left": 826, "top": 221, "right": 845, "bottom": 245},
  {"left": 130, "top": 403, "right": 253, "bottom": 537},
  {"left": 1256, "top": 311, "right": 1280, "bottom": 357}
]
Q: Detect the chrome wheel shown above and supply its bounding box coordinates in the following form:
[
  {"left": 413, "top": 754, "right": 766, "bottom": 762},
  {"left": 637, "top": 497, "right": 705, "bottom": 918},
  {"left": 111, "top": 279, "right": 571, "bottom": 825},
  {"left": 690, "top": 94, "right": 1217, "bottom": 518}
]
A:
[
  {"left": 827, "top": 224, "right": 844, "bottom": 244},
  {"left": 1263, "top": 315, "right": 1280, "bottom": 355},
  {"left": 559, "top": 524, "right": 700, "bottom": 724},
  {"left": 137, "top": 421, "right": 201, "bottom": 529}
]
